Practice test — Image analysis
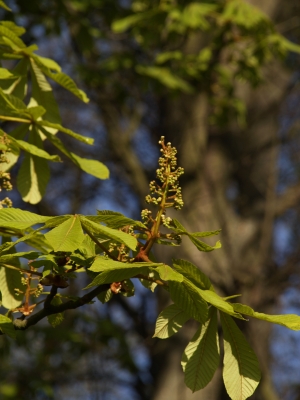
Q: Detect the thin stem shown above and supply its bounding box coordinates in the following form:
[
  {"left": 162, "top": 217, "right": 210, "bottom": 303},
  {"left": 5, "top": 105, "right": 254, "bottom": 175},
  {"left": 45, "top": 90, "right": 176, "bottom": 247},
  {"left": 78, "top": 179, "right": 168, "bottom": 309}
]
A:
[
  {"left": 0, "top": 116, "right": 31, "bottom": 123},
  {"left": 84, "top": 228, "right": 118, "bottom": 261},
  {"left": 2, "top": 263, "right": 43, "bottom": 277}
]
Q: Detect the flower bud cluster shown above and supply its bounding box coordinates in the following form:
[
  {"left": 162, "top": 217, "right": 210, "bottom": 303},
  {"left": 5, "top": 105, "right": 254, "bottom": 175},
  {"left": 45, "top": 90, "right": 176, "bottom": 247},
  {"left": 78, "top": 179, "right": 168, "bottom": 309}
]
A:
[
  {"left": 0, "top": 134, "right": 13, "bottom": 208},
  {"left": 34, "top": 283, "right": 44, "bottom": 297},
  {"left": 141, "top": 209, "right": 152, "bottom": 221},
  {"left": 145, "top": 136, "right": 184, "bottom": 210},
  {"left": 161, "top": 214, "right": 172, "bottom": 228}
]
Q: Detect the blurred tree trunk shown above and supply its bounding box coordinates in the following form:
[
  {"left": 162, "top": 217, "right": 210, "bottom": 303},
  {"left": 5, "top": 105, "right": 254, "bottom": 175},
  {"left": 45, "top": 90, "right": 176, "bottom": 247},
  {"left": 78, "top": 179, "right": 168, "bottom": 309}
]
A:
[{"left": 148, "top": 5, "right": 299, "bottom": 400}]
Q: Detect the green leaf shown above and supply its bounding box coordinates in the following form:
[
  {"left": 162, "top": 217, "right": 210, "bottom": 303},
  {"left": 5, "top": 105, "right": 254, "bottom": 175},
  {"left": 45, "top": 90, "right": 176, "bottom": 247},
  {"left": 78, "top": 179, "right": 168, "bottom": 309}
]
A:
[
  {"left": 182, "top": 308, "right": 219, "bottom": 392},
  {"left": 155, "top": 51, "right": 183, "bottom": 64},
  {"left": 17, "top": 152, "right": 49, "bottom": 204},
  {"left": 112, "top": 10, "right": 158, "bottom": 33},
  {"left": 34, "top": 55, "right": 61, "bottom": 72},
  {"left": 0, "top": 208, "right": 50, "bottom": 231},
  {"left": 198, "top": 289, "right": 244, "bottom": 319},
  {"left": 0, "top": 58, "right": 28, "bottom": 99},
  {"left": 172, "top": 259, "right": 213, "bottom": 290},
  {"left": 153, "top": 304, "right": 190, "bottom": 339},
  {"left": 3, "top": 135, "right": 60, "bottom": 161},
  {"left": 1, "top": 21, "right": 26, "bottom": 38},
  {"left": 0, "top": 1, "right": 12, "bottom": 11},
  {"left": 136, "top": 65, "right": 194, "bottom": 93},
  {"left": 37, "top": 126, "right": 109, "bottom": 179},
  {"left": 29, "top": 58, "right": 61, "bottom": 127},
  {"left": 183, "top": 3, "right": 217, "bottom": 30},
  {"left": 0, "top": 25, "right": 26, "bottom": 49},
  {"left": 37, "top": 120, "right": 93, "bottom": 144},
  {"left": 169, "top": 279, "right": 208, "bottom": 324},
  {"left": 191, "top": 230, "right": 221, "bottom": 238},
  {"left": 0, "top": 315, "right": 16, "bottom": 338},
  {"left": 44, "top": 215, "right": 85, "bottom": 252},
  {"left": 97, "top": 288, "right": 113, "bottom": 303},
  {"left": 121, "top": 279, "right": 135, "bottom": 297},
  {"left": 85, "top": 266, "right": 149, "bottom": 289},
  {"left": 0, "top": 251, "right": 40, "bottom": 263},
  {"left": 80, "top": 216, "right": 137, "bottom": 251},
  {"left": 232, "top": 303, "right": 300, "bottom": 330},
  {"left": 32, "top": 55, "right": 89, "bottom": 103},
  {"left": 69, "top": 152, "right": 109, "bottom": 180},
  {"left": 0, "top": 238, "right": 23, "bottom": 310},
  {"left": 155, "top": 264, "right": 183, "bottom": 282},
  {"left": 96, "top": 210, "right": 147, "bottom": 229},
  {"left": 221, "top": 0, "right": 268, "bottom": 29},
  {"left": 0, "top": 68, "right": 15, "bottom": 79},
  {"left": 47, "top": 296, "right": 64, "bottom": 327},
  {"left": 172, "top": 219, "right": 221, "bottom": 252},
  {"left": 139, "top": 277, "right": 157, "bottom": 292},
  {"left": 89, "top": 257, "right": 161, "bottom": 273},
  {"left": 221, "top": 312, "right": 261, "bottom": 400}
]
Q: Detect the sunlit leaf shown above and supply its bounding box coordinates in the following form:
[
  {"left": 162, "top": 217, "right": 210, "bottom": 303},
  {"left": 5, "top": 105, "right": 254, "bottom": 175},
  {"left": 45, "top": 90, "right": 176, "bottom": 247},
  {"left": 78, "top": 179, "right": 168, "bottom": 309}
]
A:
[
  {"left": 221, "top": 312, "right": 261, "bottom": 400},
  {"left": 45, "top": 215, "right": 85, "bottom": 252},
  {"left": 182, "top": 308, "right": 219, "bottom": 392}
]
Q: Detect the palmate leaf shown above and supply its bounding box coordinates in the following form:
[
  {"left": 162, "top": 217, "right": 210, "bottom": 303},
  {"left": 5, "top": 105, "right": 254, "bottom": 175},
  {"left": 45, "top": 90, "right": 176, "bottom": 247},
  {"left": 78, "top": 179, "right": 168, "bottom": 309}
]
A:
[
  {"left": 80, "top": 216, "right": 137, "bottom": 251},
  {"left": 44, "top": 215, "right": 85, "bottom": 252},
  {"left": 220, "top": 312, "right": 261, "bottom": 400},
  {"left": 0, "top": 208, "right": 50, "bottom": 230},
  {"left": 32, "top": 55, "right": 89, "bottom": 103},
  {"left": 172, "top": 259, "right": 213, "bottom": 290},
  {"left": 232, "top": 303, "right": 300, "bottom": 330},
  {"left": 153, "top": 304, "right": 190, "bottom": 339},
  {"left": 169, "top": 279, "right": 208, "bottom": 324},
  {"left": 182, "top": 308, "right": 219, "bottom": 392},
  {"left": 0, "top": 25, "right": 26, "bottom": 49}
]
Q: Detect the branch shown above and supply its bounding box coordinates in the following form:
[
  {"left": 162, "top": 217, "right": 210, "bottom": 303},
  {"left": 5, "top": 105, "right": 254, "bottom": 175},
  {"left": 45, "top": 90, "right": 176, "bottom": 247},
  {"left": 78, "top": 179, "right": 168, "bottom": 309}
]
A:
[{"left": 9, "top": 284, "right": 110, "bottom": 332}]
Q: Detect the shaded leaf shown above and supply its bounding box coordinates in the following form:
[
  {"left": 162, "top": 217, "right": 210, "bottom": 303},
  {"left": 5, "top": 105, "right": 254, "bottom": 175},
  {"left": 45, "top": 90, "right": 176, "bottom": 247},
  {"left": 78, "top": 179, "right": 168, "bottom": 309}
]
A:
[
  {"left": 169, "top": 279, "right": 208, "bottom": 323},
  {"left": 47, "top": 296, "right": 64, "bottom": 327},
  {"left": 172, "top": 259, "right": 213, "bottom": 290},
  {"left": 153, "top": 304, "right": 190, "bottom": 339},
  {"left": 0, "top": 315, "right": 16, "bottom": 338}
]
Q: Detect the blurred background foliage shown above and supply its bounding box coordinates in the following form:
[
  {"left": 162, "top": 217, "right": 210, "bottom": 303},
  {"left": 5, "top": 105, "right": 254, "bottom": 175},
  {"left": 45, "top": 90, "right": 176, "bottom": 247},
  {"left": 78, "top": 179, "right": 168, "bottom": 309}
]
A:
[{"left": 1, "top": 0, "right": 300, "bottom": 399}]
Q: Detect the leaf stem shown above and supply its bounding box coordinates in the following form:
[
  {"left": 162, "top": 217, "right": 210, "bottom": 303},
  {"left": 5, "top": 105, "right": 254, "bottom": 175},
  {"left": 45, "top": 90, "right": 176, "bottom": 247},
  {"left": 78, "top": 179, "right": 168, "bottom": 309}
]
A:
[{"left": 2, "top": 263, "right": 43, "bottom": 277}]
